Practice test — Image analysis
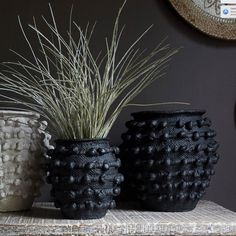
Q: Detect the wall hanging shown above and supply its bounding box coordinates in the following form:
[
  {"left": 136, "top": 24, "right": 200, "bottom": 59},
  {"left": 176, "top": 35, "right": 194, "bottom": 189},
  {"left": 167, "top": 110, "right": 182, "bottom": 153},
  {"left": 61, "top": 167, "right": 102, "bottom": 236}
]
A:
[{"left": 169, "top": 0, "right": 236, "bottom": 40}]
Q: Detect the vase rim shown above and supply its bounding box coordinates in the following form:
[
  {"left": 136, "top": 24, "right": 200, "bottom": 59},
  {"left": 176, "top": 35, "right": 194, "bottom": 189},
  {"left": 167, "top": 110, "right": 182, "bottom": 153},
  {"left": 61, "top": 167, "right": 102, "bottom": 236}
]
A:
[
  {"left": 55, "top": 138, "right": 109, "bottom": 143},
  {"left": 0, "top": 110, "right": 40, "bottom": 118},
  {"left": 132, "top": 109, "right": 206, "bottom": 117}
]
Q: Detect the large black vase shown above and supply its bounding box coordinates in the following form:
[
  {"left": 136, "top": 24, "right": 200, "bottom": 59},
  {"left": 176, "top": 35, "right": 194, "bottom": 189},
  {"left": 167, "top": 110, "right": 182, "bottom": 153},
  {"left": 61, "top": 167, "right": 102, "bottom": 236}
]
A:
[
  {"left": 47, "top": 139, "right": 124, "bottom": 219},
  {"left": 120, "top": 110, "right": 219, "bottom": 212}
]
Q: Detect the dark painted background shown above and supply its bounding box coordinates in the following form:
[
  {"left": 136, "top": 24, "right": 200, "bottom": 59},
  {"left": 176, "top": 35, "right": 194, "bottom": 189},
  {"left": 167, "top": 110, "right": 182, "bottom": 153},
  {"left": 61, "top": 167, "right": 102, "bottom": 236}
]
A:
[{"left": 0, "top": 0, "right": 235, "bottom": 210}]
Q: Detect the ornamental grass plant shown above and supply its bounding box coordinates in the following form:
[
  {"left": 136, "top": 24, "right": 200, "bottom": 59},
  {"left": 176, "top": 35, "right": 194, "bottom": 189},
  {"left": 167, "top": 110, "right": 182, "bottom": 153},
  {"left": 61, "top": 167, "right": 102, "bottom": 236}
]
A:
[{"left": 0, "top": 2, "right": 184, "bottom": 140}]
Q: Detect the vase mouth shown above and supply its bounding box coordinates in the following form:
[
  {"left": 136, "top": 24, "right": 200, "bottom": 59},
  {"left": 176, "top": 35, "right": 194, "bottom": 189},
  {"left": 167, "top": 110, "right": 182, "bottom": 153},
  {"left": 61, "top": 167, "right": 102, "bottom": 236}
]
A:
[
  {"left": 0, "top": 110, "right": 40, "bottom": 118},
  {"left": 132, "top": 109, "right": 206, "bottom": 118},
  {"left": 55, "top": 138, "right": 109, "bottom": 143}
]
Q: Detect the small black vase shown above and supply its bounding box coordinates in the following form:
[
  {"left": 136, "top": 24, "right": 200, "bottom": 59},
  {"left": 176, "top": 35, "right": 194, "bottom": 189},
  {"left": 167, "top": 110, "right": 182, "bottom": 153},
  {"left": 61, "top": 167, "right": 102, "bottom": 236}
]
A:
[
  {"left": 120, "top": 110, "right": 219, "bottom": 212},
  {"left": 46, "top": 139, "right": 123, "bottom": 219}
]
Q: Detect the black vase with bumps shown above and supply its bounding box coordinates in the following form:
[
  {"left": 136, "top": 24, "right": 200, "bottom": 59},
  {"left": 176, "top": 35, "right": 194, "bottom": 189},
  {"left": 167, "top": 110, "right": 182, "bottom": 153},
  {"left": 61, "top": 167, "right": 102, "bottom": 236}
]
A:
[
  {"left": 120, "top": 110, "right": 219, "bottom": 212},
  {"left": 46, "top": 139, "right": 124, "bottom": 219}
]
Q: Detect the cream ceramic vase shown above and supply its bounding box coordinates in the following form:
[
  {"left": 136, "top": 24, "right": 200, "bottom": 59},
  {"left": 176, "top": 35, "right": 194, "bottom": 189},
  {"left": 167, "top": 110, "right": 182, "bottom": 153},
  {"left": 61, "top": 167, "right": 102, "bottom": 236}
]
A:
[{"left": 0, "top": 110, "right": 50, "bottom": 212}]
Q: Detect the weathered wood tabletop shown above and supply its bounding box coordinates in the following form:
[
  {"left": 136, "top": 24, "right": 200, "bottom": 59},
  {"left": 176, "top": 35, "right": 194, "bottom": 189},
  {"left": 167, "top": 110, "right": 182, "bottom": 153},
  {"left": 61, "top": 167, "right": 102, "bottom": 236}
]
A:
[{"left": 0, "top": 201, "right": 236, "bottom": 236}]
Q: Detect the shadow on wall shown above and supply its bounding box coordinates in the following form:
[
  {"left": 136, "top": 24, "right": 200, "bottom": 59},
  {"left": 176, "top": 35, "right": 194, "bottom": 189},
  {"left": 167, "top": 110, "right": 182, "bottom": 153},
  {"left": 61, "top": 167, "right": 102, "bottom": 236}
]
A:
[{"left": 157, "top": 0, "right": 236, "bottom": 48}]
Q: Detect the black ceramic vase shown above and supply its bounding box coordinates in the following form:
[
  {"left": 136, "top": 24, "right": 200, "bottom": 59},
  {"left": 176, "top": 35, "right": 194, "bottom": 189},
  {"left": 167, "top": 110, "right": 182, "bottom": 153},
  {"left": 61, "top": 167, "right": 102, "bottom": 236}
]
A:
[
  {"left": 120, "top": 110, "right": 219, "bottom": 212},
  {"left": 46, "top": 139, "right": 124, "bottom": 219}
]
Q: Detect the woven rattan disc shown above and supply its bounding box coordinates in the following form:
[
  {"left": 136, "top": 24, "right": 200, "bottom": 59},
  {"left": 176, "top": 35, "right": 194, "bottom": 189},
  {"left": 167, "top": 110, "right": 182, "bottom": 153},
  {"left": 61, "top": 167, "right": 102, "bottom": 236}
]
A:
[{"left": 169, "top": 0, "right": 236, "bottom": 40}]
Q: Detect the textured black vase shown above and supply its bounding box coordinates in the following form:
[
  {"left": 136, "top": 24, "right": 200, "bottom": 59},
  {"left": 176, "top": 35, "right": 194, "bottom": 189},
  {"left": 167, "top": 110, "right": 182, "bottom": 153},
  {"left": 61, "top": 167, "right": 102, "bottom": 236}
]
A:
[
  {"left": 120, "top": 110, "right": 219, "bottom": 212},
  {"left": 46, "top": 139, "right": 124, "bottom": 219}
]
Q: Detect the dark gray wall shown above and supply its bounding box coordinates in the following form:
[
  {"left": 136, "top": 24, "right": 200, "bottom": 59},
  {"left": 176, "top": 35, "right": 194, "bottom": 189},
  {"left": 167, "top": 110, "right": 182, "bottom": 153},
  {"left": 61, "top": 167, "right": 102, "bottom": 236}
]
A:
[{"left": 0, "top": 0, "right": 236, "bottom": 211}]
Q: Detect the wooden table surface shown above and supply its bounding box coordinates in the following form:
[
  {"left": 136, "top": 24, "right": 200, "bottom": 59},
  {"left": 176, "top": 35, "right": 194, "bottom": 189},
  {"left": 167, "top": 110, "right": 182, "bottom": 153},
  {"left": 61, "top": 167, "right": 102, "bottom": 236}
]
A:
[{"left": 0, "top": 201, "right": 236, "bottom": 236}]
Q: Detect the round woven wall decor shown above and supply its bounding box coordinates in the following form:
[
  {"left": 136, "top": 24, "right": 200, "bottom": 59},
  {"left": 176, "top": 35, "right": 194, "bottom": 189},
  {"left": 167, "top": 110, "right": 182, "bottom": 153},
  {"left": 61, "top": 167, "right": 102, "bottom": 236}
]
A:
[{"left": 169, "top": 0, "right": 236, "bottom": 40}]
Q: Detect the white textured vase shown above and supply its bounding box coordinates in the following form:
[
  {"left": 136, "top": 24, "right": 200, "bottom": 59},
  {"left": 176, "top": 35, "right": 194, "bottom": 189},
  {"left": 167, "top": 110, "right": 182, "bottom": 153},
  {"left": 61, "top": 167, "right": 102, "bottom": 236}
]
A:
[{"left": 0, "top": 110, "right": 49, "bottom": 212}]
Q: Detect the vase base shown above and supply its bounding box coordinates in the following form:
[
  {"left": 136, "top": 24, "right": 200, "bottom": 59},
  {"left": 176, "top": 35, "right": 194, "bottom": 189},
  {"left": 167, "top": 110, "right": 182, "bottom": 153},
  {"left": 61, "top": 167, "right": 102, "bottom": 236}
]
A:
[
  {"left": 61, "top": 208, "right": 108, "bottom": 220},
  {"left": 142, "top": 199, "right": 199, "bottom": 212},
  {"left": 0, "top": 196, "right": 34, "bottom": 212}
]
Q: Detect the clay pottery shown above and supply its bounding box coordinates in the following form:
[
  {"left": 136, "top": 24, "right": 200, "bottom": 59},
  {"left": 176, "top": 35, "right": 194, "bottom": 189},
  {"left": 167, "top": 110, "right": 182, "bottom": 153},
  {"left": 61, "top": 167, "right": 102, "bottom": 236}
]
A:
[
  {"left": 120, "top": 110, "right": 219, "bottom": 212},
  {"left": 47, "top": 139, "right": 124, "bottom": 219},
  {"left": 0, "top": 110, "right": 48, "bottom": 212}
]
